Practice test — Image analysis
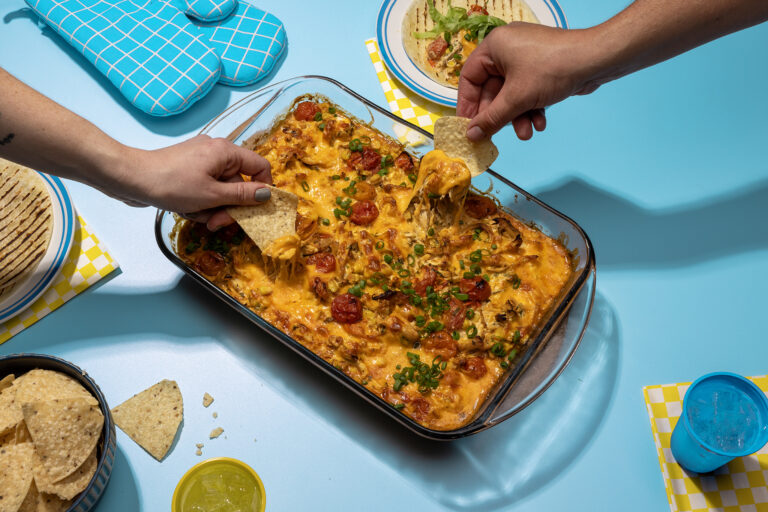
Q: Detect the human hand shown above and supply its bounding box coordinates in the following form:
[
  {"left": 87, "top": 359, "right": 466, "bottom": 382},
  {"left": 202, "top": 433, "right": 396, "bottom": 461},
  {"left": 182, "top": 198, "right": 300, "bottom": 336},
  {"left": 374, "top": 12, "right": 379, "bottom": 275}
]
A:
[
  {"left": 457, "top": 22, "right": 606, "bottom": 141},
  {"left": 113, "top": 135, "right": 272, "bottom": 230}
]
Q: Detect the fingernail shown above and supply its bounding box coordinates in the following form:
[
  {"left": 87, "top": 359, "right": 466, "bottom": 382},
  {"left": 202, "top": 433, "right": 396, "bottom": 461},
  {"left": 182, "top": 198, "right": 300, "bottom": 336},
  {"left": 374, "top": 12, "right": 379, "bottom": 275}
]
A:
[
  {"left": 466, "top": 126, "right": 486, "bottom": 141},
  {"left": 254, "top": 187, "right": 271, "bottom": 203}
]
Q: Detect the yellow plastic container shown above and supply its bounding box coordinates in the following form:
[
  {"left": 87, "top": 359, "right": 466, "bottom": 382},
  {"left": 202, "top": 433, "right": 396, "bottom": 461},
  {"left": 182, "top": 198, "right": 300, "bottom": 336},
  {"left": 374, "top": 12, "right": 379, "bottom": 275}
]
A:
[{"left": 172, "top": 457, "right": 266, "bottom": 512}]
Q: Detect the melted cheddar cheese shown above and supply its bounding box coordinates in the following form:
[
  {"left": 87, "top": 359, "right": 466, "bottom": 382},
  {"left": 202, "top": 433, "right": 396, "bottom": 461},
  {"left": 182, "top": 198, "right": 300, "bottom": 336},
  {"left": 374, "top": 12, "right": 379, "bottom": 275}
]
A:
[{"left": 175, "top": 99, "right": 573, "bottom": 431}]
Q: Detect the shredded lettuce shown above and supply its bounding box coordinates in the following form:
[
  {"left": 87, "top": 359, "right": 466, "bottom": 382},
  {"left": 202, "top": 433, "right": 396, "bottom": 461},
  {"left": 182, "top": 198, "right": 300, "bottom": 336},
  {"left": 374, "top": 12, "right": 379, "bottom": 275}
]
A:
[{"left": 412, "top": 0, "right": 506, "bottom": 42}]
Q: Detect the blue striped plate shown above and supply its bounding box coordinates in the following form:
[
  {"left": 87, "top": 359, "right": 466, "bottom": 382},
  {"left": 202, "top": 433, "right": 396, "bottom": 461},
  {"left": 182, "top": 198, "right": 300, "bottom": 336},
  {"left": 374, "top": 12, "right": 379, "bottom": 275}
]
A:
[
  {"left": 377, "top": 0, "right": 568, "bottom": 107},
  {"left": 0, "top": 174, "right": 76, "bottom": 324}
]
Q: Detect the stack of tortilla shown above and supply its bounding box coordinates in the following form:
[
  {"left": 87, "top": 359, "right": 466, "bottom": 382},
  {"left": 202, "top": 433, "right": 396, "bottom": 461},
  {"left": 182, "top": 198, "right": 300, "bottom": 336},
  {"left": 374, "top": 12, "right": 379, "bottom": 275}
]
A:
[
  {"left": 0, "top": 369, "right": 104, "bottom": 511},
  {"left": 0, "top": 159, "right": 53, "bottom": 300}
]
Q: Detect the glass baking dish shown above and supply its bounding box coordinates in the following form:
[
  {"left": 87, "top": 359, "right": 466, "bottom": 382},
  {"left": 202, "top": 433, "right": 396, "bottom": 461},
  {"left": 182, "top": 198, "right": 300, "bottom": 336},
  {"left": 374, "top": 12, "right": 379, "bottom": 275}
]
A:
[{"left": 154, "top": 76, "right": 596, "bottom": 440}]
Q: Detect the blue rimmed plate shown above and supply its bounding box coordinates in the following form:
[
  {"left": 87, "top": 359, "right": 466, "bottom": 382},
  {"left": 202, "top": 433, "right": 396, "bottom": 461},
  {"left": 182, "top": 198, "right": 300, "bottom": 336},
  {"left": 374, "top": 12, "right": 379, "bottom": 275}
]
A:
[
  {"left": 0, "top": 174, "right": 76, "bottom": 324},
  {"left": 377, "top": 0, "right": 568, "bottom": 107}
]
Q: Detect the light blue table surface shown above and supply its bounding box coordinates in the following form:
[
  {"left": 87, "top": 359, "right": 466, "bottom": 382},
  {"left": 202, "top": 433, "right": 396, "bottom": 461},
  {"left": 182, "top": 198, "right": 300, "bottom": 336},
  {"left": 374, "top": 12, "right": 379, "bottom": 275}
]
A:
[{"left": 2, "top": 1, "right": 767, "bottom": 510}]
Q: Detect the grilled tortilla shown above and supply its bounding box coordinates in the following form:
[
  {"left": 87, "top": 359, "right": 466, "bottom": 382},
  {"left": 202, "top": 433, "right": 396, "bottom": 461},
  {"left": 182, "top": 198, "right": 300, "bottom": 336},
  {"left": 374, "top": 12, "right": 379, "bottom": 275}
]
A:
[
  {"left": 0, "top": 159, "right": 53, "bottom": 293},
  {"left": 403, "top": 0, "right": 538, "bottom": 88}
]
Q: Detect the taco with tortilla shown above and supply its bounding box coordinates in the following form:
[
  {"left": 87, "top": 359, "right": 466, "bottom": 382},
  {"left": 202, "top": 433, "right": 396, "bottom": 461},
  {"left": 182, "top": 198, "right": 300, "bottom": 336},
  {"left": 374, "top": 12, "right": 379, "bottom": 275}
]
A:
[{"left": 403, "top": 0, "right": 538, "bottom": 88}]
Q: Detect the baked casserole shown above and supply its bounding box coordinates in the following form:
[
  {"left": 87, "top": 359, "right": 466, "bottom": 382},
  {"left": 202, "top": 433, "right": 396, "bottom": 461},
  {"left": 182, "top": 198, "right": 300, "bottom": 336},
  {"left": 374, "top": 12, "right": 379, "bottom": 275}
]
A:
[{"left": 174, "top": 98, "right": 573, "bottom": 431}]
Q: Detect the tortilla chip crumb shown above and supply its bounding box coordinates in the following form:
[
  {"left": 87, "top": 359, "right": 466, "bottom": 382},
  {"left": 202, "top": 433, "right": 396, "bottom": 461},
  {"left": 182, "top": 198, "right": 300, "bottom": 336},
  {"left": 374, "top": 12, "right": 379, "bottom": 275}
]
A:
[
  {"left": 202, "top": 393, "right": 214, "bottom": 408},
  {"left": 212, "top": 412, "right": 218, "bottom": 419},
  {"left": 209, "top": 427, "right": 224, "bottom": 439},
  {"left": 195, "top": 449, "right": 202, "bottom": 456},
  {"left": 195, "top": 443, "right": 203, "bottom": 449}
]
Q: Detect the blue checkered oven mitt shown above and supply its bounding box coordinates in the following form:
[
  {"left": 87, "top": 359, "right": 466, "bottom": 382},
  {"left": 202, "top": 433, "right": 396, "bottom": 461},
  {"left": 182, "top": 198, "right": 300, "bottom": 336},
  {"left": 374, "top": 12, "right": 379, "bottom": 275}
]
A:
[
  {"left": 26, "top": 0, "right": 221, "bottom": 116},
  {"left": 26, "top": 0, "right": 286, "bottom": 116},
  {"left": 191, "top": 0, "right": 286, "bottom": 86},
  {"left": 182, "top": 0, "right": 235, "bottom": 22}
]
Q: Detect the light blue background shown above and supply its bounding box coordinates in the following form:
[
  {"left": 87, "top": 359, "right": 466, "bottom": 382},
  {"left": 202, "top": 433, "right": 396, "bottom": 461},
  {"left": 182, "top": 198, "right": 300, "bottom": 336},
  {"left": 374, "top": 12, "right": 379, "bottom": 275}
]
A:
[{"left": 2, "top": 1, "right": 767, "bottom": 510}]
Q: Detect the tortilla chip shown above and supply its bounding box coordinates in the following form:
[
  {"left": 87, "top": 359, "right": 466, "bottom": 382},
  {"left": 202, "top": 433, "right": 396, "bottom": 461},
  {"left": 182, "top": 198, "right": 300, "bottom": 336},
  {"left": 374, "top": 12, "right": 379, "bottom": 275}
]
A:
[
  {"left": 22, "top": 398, "right": 103, "bottom": 483},
  {"left": 16, "top": 480, "right": 39, "bottom": 512},
  {"left": 227, "top": 187, "right": 299, "bottom": 253},
  {"left": 0, "top": 442, "right": 35, "bottom": 512},
  {"left": 0, "top": 375, "right": 14, "bottom": 392},
  {"left": 111, "top": 380, "right": 183, "bottom": 461},
  {"left": 13, "top": 369, "right": 98, "bottom": 407},
  {"left": 37, "top": 492, "right": 72, "bottom": 512},
  {"left": 434, "top": 116, "right": 498, "bottom": 176},
  {"left": 202, "top": 393, "right": 214, "bottom": 408},
  {"left": 0, "top": 430, "right": 15, "bottom": 448},
  {"left": 0, "top": 384, "right": 22, "bottom": 436},
  {"left": 209, "top": 427, "right": 224, "bottom": 439},
  {"left": 15, "top": 422, "right": 32, "bottom": 444},
  {"left": 33, "top": 446, "right": 97, "bottom": 500}
]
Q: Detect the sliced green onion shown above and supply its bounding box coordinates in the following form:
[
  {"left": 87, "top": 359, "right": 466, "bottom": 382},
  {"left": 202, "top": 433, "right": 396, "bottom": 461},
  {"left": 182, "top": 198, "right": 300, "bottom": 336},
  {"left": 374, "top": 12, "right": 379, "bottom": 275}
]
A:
[
  {"left": 375, "top": 241, "right": 385, "bottom": 250},
  {"left": 465, "top": 325, "right": 478, "bottom": 337},
  {"left": 414, "top": 244, "right": 424, "bottom": 256},
  {"left": 313, "top": 112, "right": 322, "bottom": 121},
  {"left": 301, "top": 181, "right": 310, "bottom": 192},
  {"left": 491, "top": 342, "right": 505, "bottom": 357}
]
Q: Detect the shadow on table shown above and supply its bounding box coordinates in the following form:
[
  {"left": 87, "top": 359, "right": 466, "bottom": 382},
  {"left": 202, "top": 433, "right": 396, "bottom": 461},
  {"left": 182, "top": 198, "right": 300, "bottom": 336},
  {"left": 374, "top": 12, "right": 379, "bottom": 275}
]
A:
[
  {"left": 3, "top": 274, "right": 618, "bottom": 511},
  {"left": 532, "top": 176, "right": 768, "bottom": 270},
  {"left": 215, "top": 289, "right": 621, "bottom": 511},
  {"left": 3, "top": 8, "right": 288, "bottom": 137},
  {"left": 93, "top": 445, "right": 140, "bottom": 512}
]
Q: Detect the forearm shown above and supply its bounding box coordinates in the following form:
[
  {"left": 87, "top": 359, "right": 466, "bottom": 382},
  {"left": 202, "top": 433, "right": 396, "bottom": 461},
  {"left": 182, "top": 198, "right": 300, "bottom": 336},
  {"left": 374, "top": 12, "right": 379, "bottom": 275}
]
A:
[
  {"left": 0, "top": 68, "right": 138, "bottom": 194},
  {"left": 588, "top": 0, "right": 768, "bottom": 85}
]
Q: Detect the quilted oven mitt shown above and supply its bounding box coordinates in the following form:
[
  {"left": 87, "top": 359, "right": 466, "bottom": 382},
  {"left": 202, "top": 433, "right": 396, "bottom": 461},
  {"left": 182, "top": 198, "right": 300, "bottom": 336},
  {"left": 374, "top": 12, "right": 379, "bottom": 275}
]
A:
[
  {"left": 183, "top": 0, "right": 287, "bottom": 86},
  {"left": 26, "top": 0, "right": 222, "bottom": 116},
  {"left": 182, "top": 0, "right": 236, "bottom": 22}
]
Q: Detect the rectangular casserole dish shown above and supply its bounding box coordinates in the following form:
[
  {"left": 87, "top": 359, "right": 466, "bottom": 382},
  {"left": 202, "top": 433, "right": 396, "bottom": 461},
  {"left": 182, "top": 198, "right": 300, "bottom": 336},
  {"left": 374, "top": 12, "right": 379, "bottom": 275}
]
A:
[{"left": 154, "top": 76, "right": 596, "bottom": 440}]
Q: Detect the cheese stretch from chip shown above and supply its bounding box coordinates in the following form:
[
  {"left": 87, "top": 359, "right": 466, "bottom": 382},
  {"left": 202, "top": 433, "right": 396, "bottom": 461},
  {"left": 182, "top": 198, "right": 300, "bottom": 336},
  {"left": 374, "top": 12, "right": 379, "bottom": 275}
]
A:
[{"left": 175, "top": 98, "right": 573, "bottom": 431}]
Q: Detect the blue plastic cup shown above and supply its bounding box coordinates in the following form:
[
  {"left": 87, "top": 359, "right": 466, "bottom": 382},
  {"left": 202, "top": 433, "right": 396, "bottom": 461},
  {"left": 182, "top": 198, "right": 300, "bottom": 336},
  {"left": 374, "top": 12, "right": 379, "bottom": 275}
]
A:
[{"left": 671, "top": 372, "right": 768, "bottom": 473}]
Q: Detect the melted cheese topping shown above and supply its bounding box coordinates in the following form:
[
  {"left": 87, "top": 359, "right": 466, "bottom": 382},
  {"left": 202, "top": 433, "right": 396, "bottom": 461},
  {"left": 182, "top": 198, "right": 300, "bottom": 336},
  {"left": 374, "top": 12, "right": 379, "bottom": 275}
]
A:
[
  {"left": 263, "top": 234, "right": 300, "bottom": 261},
  {"left": 175, "top": 100, "right": 573, "bottom": 431},
  {"left": 414, "top": 150, "right": 471, "bottom": 197}
]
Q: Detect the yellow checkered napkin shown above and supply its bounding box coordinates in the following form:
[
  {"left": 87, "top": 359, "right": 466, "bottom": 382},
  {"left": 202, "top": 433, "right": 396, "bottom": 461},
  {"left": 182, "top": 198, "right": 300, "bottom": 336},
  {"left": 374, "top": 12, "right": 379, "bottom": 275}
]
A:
[
  {"left": 0, "top": 215, "right": 119, "bottom": 344},
  {"left": 644, "top": 377, "right": 768, "bottom": 512},
  {"left": 365, "top": 38, "right": 454, "bottom": 139}
]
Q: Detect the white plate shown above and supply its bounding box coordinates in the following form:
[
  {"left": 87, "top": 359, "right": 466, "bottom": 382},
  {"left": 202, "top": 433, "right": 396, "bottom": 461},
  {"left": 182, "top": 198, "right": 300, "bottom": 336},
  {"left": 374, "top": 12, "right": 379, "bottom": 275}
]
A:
[
  {"left": 0, "top": 174, "right": 76, "bottom": 324},
  {"left": 377, "top": 0, "right": 568, "bottom": 107}
]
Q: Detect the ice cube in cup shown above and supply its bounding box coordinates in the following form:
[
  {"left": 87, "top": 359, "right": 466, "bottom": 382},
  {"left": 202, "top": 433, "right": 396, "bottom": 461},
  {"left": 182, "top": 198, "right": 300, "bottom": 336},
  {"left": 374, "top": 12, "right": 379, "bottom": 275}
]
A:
[{"left": 671, "top": 372, "right": 768, "bottom": 473}]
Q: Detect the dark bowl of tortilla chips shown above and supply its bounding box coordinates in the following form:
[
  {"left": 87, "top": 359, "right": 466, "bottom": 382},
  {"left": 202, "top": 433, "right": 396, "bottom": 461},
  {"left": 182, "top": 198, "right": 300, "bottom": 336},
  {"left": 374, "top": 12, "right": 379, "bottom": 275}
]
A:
[{"left": 0, "top": 353, "right": 115, "bottom": 512}]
